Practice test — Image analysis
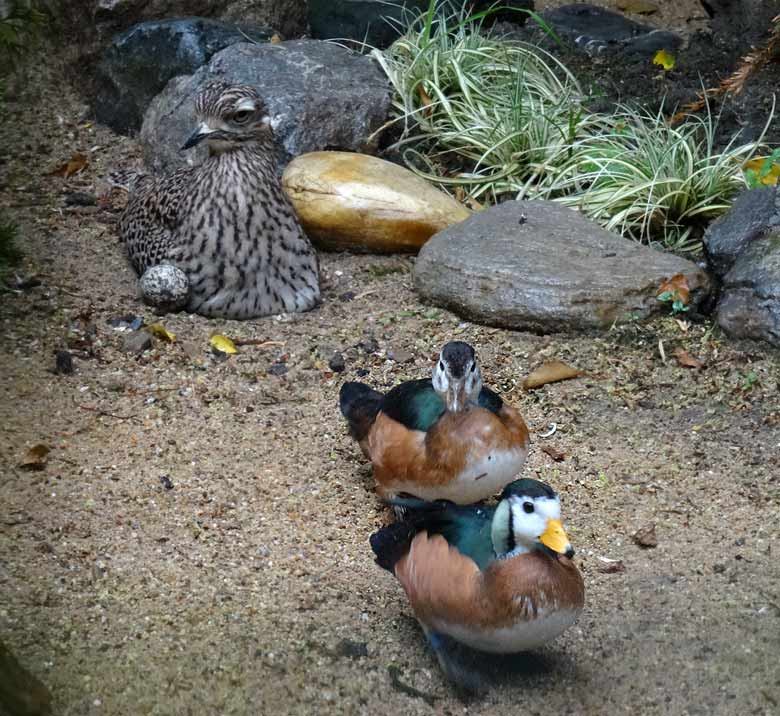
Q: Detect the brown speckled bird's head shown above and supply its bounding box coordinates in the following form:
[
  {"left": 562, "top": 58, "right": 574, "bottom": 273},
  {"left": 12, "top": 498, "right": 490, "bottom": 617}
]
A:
[{"left": 182, "top": 82, "right": 272, "bottom": 153}]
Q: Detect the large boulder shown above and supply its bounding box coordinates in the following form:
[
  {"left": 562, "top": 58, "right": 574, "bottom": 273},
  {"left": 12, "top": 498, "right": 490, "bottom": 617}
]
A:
[
  {"left": 716, "top": 230, "right": 780, "bottom": 347},
  {"left": 281, "top": 151, "right": 471, "bottom": 253},
  {"left": 39, "top": 0, "right": 306, "bottom": 52},
  {"left": 539, "top": 3, "right": 681, "bottom": 57},
  {"left": 93, "top": 0, "right": 305, "bottom": 41},
  {"left": 703, "top": 187, "right": 780, "bottom": 279},
  {"left": 413, "top": 200, "right": 712, "bottom": 333},
  {"left": 94, "top": 17, "right": 274, "bottom": 134},
  {"left": 140, "top": 40, "right": 391, "bottom": 174},
  {"left": 307, "top": 0, "right": 534, "bottom": 49}
]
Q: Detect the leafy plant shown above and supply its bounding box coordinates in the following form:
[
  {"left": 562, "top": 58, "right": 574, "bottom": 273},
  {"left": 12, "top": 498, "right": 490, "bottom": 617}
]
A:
[
  {"left": 535, "top": 102, "right": 768, "bottom": 251},
  {"left": 371, "top": 1, "right": 596, "bottom": 203},
  {"left": 373, "top": 6, "right": 772, "bottom": 251},
  {"left": 0, "top": 1, "right": 47, "bottom": 73},
  {"left": 744, "top": 148, "right": 780, "bottom": 188}
]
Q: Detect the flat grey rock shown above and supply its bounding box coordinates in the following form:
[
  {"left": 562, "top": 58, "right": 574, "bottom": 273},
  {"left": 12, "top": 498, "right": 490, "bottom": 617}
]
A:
[
  {"left": 540, "top": 3, "right": 681, "bottom": 57},
  {"left": 122, "top": 330, "right": 153, "bottom": 354},
  {"left": 716, "top": 230, "right": 780, "bottom": 347},
  {"left": 94, "top": 17, "right": 274, "bottom": 134},
  {"left": 140, "top": 40, "right": 391, "bottom": 174},
  {"left": 703, "top": 187, "right": 780, "bottom": 279},
  {"left": 413, "top": 200, "right": 712, "bottom": 333},
  {"left": 308, "top": 1, "right": 533, "bottom": 49},
  {"left": 92, "top": 0, "right": 305, "bottom": 40}
]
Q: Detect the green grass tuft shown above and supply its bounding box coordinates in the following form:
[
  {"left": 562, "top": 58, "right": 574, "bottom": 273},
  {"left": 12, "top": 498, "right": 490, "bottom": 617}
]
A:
[{"left": 373, "top": 6, "right": 772, "bottom": 251}]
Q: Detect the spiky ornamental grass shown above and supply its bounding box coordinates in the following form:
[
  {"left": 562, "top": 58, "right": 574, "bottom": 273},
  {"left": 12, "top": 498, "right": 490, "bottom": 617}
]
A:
[
  {"left": 373, "top": 4, "right": 771, "bottom": 251},
  {"left": 531, "top": 103, "right": 769, "bottom": 252},
  {"left": 371, "top": 4, "right": 601, "bottom": 203}
]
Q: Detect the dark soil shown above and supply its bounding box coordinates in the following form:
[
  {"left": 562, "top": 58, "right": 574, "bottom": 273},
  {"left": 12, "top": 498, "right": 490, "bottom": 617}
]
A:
[{"left": 524, "top": 0, "right": 780, "bottom": 148}]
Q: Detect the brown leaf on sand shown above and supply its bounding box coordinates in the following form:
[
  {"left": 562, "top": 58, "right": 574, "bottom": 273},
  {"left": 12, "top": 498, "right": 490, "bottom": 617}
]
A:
[
  {"left": 541, "top": 445, "right": 566, "bottom": 462},
  {"left": 49, "top": 153, "right": 89, "bottom": 179},
  {"left": 522, "top": 360, "right": 583, "bottom": 390},
  {"left": 674, "top": 348, "right": 704, "bottom": 369},
  {"left": 597, "top": 558, "right": 626, "bottom": 574},
  {"left": 632, "top": 524, "right": 658, "bottom": 548},
  {"left": 19, "top": 444, "right": 50, "bottom": 470}
]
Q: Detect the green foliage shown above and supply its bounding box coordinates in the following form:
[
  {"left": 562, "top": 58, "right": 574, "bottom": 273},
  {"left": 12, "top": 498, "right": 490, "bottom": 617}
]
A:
[
  {"left": 744, "top": 148, "right": 780, "bottom": 189},
  {"left": 0, "top": 214, "right": 23, "bottom": 278},
  {"left": 373, "top": 7, "right": 772, "bottom": 251},
  {"left": 535, "top": 103, "right": 765, "bottom": 252},
  {"left": 0, "top": 1, "right": 47, "bottom": 74},
  {"left": 657, "top": 290, "right": 689, "bottom": 314}
]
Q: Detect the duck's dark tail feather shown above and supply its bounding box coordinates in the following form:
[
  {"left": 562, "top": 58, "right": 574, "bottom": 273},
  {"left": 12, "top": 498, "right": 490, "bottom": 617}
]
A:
[
  {"left": 369, "top": 521, "right": 418, "bottom": 573},
  {"left": 339, "top": 382, "right": 383, "bottom": 441}
]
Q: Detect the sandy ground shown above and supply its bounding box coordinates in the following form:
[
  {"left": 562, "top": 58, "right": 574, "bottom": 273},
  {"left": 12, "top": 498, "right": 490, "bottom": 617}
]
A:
[{"left": 2, "top": 25, "right": 780, "bottom": 716}]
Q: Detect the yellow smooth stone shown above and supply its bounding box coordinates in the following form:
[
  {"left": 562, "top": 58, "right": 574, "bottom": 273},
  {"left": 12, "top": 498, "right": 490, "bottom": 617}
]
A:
[{"left": 282, "top": 151, "right": 471, "bottom": 253}]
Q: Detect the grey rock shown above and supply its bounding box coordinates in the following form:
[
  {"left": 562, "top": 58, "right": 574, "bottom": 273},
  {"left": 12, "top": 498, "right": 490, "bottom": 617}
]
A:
[
  {"left": 328, "top": 352, "right": 346, "bottom": 373},
  {"left": 703, "top": 187, "right": 780, "bottom": 279},
  {"left": 308, "top": 1, "right": 533, "bottom": 49},
  {"left": 140, "top": 40, "right": 391, "bottom": 174},
  {"left": 388, "top": 347, "right": 413, "bottom": 364},
  {"left": 122, "top": 330, "right": 153, "bottom": 354},
  {"left": 92, "top": 0, "right": 305, "bottom": 40},
  {"left": 413, "top": 200, "right": 712, "bottom": 333},
  {"left": 540, "top": 3, "right": 681, "bottom": 57},
  {"left": 308, "top": 0, "right": 428, "bottom": 49},
  {"left": 94, "top": 17, "right": 274, "bottom": 134},
  {"left": 139, "top": 264, "right": 190, "bottom": 313},
  {"left": 716, "top": 230, "right": 780, "bottom": 347}
]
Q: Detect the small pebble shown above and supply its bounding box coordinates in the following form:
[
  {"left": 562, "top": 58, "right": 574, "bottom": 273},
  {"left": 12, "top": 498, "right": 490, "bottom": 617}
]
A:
[
  {"left": 121, "top": 330, "right": 152, "bottom": 355},
  {"left": 328, "top": 352, "right": 346, "bottom": 373},
  {"left": 268, "top": 362, "right": 288, "bottom": 376},
  {"left": 159, "top": 475, "right": 174, "bottom": 490},
  {"left": 54, "top": 350, "right": 74, "bottom": 375},
  {"left": 388, "top": 348, "right": 413, "bottom": 364}
]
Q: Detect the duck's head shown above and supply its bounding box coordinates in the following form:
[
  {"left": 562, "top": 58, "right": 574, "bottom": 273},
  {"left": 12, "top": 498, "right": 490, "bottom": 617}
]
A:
[
  {"left": 182, "top": 82, "right": 272, "bottom": 154},
  {"left": 491, "top": 479, "right": 575, "bottom": 559},
  {"left": 432, "top": 341, "right": 482, "bottom": 412}
]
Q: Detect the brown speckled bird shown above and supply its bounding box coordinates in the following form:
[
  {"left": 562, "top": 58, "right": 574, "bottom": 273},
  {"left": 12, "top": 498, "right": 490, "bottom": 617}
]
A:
[{"left": 118, "top": 82, "right": 320, "bottom": 319}]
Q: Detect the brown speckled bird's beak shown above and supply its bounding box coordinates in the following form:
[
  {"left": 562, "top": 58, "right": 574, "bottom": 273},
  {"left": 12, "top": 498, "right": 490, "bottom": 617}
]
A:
[{"left": 181, "top": 123, "right": 214, "bottom": 151}]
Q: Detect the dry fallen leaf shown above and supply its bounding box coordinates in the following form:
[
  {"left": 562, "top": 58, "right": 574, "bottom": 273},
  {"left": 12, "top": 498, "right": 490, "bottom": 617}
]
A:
[
  {"left": 49, "top": 152, "right": 89, "bottom": 179},
  {"left": 417, "top": 84, "right": 434, "bottom": 118},
  {"left": 674, "top": 348, "right": 704, "bottom": 369},
  {"left": 210, "top": 334, "right": 238, "bottom": 354},
  {"left": 522, "top": 360, "right": 583, "bottom": 390},
  {"left": 597, "top": 557, "right": 626, "bottom": 574},
  {"left": 19, "top": 444, "right": 50, "bottom": 470},
  {"left": 632, "top": 524, "right": 658, "bottom": 548},
  {"left": 146, "top": 323, "right": 176, "bottom": 343},
  {"left": 541, "top": 445, "right": 566, "bottom": 462}
]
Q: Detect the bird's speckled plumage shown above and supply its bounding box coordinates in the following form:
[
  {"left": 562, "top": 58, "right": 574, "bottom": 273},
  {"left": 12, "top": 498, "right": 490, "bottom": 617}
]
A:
[{"left": 118, "top": 82, "right": 320, "bottom": 319}]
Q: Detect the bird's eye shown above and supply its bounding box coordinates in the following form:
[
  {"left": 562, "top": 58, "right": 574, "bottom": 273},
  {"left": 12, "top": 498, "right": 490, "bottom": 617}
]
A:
[
  {"left": 233, "top": 110, "right": 253, "bottom": 123},
  {"left": 470, "top": 362, "right": 476, "bottom": 373},
  {"left": 439, "top": 361, "right": 444, "bottom": 371},
  {"left": 523, "top": 502, "right": 534, "bottom": 514}
]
